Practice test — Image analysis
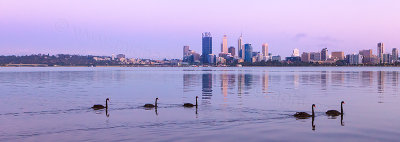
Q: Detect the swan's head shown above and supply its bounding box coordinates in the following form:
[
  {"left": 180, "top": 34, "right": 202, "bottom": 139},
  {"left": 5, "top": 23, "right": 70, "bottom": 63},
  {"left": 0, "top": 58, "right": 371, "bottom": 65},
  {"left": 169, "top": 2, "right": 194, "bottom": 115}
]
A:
[
  {"left": 312, "top": 104, "right": 316, "bottom": 108},
  {"left": 106, "top": 98, "right": 110, "bottom": 102},
  {"left": 156, "top": 98, "right": 159, "bottom": 100},
  {"left": 196, "top": 96, "right": 198, "bottom": 99},
  {"left": 341, "top": 101, "right": 345, "bottom": 104}
]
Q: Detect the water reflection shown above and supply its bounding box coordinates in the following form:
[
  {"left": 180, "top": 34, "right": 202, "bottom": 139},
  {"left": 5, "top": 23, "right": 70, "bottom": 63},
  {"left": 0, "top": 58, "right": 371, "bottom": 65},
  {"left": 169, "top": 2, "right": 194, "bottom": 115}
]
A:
[
  {"left": 312, "top": 116, "right": 315, "bottom": 131},
  {"left": 202, "top": 74, "right": 212, "bottom": 100}
]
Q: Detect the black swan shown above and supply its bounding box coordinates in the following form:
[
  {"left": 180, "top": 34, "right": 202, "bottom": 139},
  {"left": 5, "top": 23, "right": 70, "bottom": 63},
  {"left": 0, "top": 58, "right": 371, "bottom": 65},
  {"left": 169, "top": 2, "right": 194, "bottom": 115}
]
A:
[
  {"left": 92, "top": 98, "right": 109, "bottom": 110},
  {"left": 183, "top": 96, "right": 198, "bottom": 107},
  {"left": 326, "top": 101, "right": 344, "bottom": 116},
  {"left": 144, "top": 98, "right": 158, "bottom": 108},
  {"left": 294, "top": 104, "right": 315, "bottom": 119}
]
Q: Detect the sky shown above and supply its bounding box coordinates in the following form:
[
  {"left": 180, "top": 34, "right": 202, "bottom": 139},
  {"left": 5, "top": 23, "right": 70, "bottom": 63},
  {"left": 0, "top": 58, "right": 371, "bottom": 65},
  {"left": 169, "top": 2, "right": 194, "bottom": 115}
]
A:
[{"left": 1, "top": 0, "right": 400, "bottom": 59}]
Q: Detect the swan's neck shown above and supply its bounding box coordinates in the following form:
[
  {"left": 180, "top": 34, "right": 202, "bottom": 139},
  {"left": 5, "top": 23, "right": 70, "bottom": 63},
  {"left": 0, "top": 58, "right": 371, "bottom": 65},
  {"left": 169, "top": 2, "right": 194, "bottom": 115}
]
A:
[
  {"left": 341, "top": 103, "right": 343, "bottom": 114},
  {"left": 312, "top": 106, "right": 314, "bottom": 116},
  {"left": 106, "top": 100, "right": 108, "bottom": 108},
  {"left": 155, "top": 99, "right": 158, "bottom": 107},
  {"left": 195, "top": 97, "right": 198, "bottom": 107}
]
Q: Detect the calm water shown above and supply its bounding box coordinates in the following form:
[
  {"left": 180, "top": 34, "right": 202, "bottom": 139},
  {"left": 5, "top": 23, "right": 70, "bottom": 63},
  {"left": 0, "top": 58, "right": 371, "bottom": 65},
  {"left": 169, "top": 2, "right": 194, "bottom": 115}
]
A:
[{"left": 1, "top": 67, "right": 400, "bottom": 142}]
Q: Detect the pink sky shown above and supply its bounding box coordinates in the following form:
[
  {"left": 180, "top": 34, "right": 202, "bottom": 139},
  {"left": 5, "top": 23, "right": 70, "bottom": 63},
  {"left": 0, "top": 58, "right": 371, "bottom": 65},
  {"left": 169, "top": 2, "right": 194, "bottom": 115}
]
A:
[{"left": 1, "top": 0, "right": 400, "bottom": 59}]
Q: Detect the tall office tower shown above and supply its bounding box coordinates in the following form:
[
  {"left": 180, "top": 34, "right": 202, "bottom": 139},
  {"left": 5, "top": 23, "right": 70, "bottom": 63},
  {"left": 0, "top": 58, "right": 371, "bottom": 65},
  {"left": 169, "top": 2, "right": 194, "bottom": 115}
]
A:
[
  {"left": 221, "top": 35, "right": 228, "bottom": 53},
  {"left": 183, "top": 46, "right": 190, "bottom": 58},
  {"left": 244, "top": 44, "right": 253, "bottom": 63},
  {"left": 238, "top": 34, "right": 243, "bottom": 58},
  {"left": 359, "top": 49, "right": 373, "bottom": 57},
  {"left": 228, "top": 46, "right": 235, "bottom": 56},
  {"left": 301, "top": 52, "right": 310, "bottom": 62},
  {"left": 331, "top": 51, "right": 344, "bottom": 60},
  {"left": 377, "top": 42, "right": 384, "bottom": 63},
  {"left": 262, "top": 43, "right": 268, "bottom": 57},
  {"left": 292, "top": 48, "right": 300, "bottom": 57},
  {"left": 202, "top": 32, "right": 213, "bottom": 63},
  {"left": 321, "top": 48, "right": 328, "bottom": 61},
  {"left": 392, "top": 48, "right": 399, "bottom": 62}
]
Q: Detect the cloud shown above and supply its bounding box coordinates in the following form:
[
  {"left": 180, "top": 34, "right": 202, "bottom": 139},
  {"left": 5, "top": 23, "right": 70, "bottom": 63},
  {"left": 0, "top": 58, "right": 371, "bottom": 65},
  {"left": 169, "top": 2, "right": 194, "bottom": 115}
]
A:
[{"left": 293, "top": 33, "right": 307, "bottom": 41}]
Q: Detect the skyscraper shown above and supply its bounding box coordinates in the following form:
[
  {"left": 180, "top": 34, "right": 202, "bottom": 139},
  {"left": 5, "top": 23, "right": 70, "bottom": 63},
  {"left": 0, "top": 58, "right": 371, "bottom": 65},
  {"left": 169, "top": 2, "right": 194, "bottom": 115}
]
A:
[
  {"left": 244, "top": 43, "right": 253, "bottom": 63},
  {"left": 238, "top": 34, "right": 243, "bottom": 59},
  {"left": 377, "top": 42, "right": 384, "bottom": 63},
  {"left": 301, "top": 52, "right": 310, "bottom": 62},
  {"left": 321, "top": 48, "right": 328, "bottom": 61},
  {"left": 183, "top": 46, "right": 190, "bottom": 58},
  {"left": 262, "top": 43, "right": 268, "bottom": 57},
  {"left": 221, "top": 35, "right": 228, "bottom": 53},
  {"left": 292, "top": 48, "right": 300, "bottom": 57},
  {"left": 392, "top": 48, "right": 398, "bottom": 62},
  {"left": 202, "top": 32, "right": 212, "bottom": 63},
  {"left": 331, "top": 51, "right": 344, "bottom": 60},
  {"left": 228, "top": 46, "right": 235, "bottom": 56}
]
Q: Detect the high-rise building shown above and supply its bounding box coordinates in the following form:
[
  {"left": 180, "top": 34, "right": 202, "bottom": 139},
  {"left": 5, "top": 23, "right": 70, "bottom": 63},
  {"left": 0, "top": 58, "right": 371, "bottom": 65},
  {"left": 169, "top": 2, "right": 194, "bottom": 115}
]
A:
[
  {"left": 262, "top": 43, "right": 268, "bottom": 57},
  {"left": 348, "top": 54, "right": 363, "bottom": 65},
  {"left": 117, "top": 54, "right": 125, "bottom": 59},
  {"left": 383, "top": 53, "right": 391, "bottom": 63},
  {"left": 238, "top": 34, "right": 243, "bottom": 59},
  {"left": 392, "top": 48, "right": 398, "bottom": 62},
  {"left": 202, "top": 32, "right": 212, "bottom": 63},
  {"left": 183, "top": 46, "right": 190, "bottom": 58},
  {"left": 228, "top": 46, "right": 235, "bottom": 56},
  {"left": 301, "top": 52, "right": 310, "bottom": 62},
  {"left": 377, "top": 42, "right": 384, "bottom": 63},
  {"left": 292, "top": 48, "right": 300, "bottom": 57},
  {"left": 221, "top": 35, "right": 228, "bottom": 53},
  {"left": 310, "top": 52, "right": 321, "bottom": 61},
  {"left": 321, "top": 48, "right": 328, "bottom": 61},
  {"left": 331, "top": 51, "right": 344, "bottom": 60},
  {"left": 244, "top": 43, "right": 253, "bottom": 63},
  {"left": 359, "top": 49, "right": 373, "bottom": 64}
]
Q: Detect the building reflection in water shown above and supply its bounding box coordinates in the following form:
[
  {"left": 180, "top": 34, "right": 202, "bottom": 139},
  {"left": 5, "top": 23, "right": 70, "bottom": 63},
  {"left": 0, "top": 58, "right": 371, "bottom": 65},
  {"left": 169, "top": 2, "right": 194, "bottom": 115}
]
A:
[
  {"left": 244, "top": 74, "right": 253, "bottom": 92},
  {"left": 294, "top": 73, "right": 299, "bottom": 89},
  {"left": 361, "top": 71, "right": 373, "bottom": 87},
  {"left": 202, "top": 73, "right": 213, "bottom": 100},
  {"left": 377, "top": 71, "right": 384, "bottom": 93},
  {"left": 391, "top": 71, "right": 398, "bottom": 87},
  {"left": 238, "top": 73, "right": 244, "bottom": 96},
  {"left": 331, "top": 71, "right": 344, "bottom": 85},
  {"left": 262, "top": 71, "right": 269, "bottom": 94},
  {"left": 220, "top": 73, "right": 228, "bottom": 97},
  {"left": 183, "top": 74, "right": 201, "bottom": 93},
  {"left": 320, "top": 71, "right": 327, "bottom": 90}
]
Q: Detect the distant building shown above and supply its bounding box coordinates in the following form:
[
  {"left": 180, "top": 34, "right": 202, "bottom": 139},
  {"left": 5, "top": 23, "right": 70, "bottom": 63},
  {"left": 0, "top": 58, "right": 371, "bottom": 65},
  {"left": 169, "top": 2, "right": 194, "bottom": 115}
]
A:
[
  {"left": 292, "top": 48, "right": 300, "bottom": 57},
  {"left": 262, "top": 43, "right": 268, "bottom": 57},
  {"left": 377, "top": 43, "right": 384, "bottom": 63},
  {"left": 310, "top": 52, "right": 321, "bottom": 61},
  {"left": 331, "top": 51, "right": 344, "bottom": 60},
  {"left": 286, "top": 57, "right": 301, "bottom": 62},
  {"left": 244, "top": 44, "right": 253, "bottom": 63},
  {"left": 111, "top": 54, "right": 115, "bottom": 60},
  {"left": 183, "top": 46, "right": 190, "bottom": 58},
  {"left": 202, "top": 32, "right": 212, "bottom": 63},
  {"left": 321, "top": 48, "right": 328, "bottom": 61},
  {"left": 392, "top": 48, "right": 399, "bottom": 62},
  {"left": 206, "top": 54, "right": 216, "bottom": 64},
  {"left": 359, "top": 49, "right": 373, "bottom": 64},
  {"left": 117, "top": 54, "right": 125, "bottom": 59},
  {"left": 228, "top": 46, "right": 235, "bottom": 57},
  {"left": 221, "top": 35, "right": 228, "bottom": 53},
  {"left": 272, "top": 56, "right": 281, "bottom": 62},
  {"left": 238, "top": 34, "right": 244, "bottom": 59},
  {"left": 301, "top": 52, "right": 311, "bottom": 62},
  {"left": 347, "top": 54, "right": 363, "bottom": 65},
  {"left": 383, "top": 53, "right": 391, "bottom": 63}
]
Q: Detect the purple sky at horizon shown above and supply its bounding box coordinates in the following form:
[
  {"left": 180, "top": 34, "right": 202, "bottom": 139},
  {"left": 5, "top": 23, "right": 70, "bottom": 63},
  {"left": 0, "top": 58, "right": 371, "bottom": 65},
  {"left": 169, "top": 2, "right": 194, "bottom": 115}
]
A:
[{"left": 1, "top": 0, "right": 400, "bottom": 59}]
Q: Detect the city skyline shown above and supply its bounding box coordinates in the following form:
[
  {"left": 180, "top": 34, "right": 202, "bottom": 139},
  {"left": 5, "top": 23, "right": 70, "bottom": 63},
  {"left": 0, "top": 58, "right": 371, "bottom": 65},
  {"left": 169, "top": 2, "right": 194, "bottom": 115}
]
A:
[{"left": 1, "top": 0, "right": 400, "bottom": 59}]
